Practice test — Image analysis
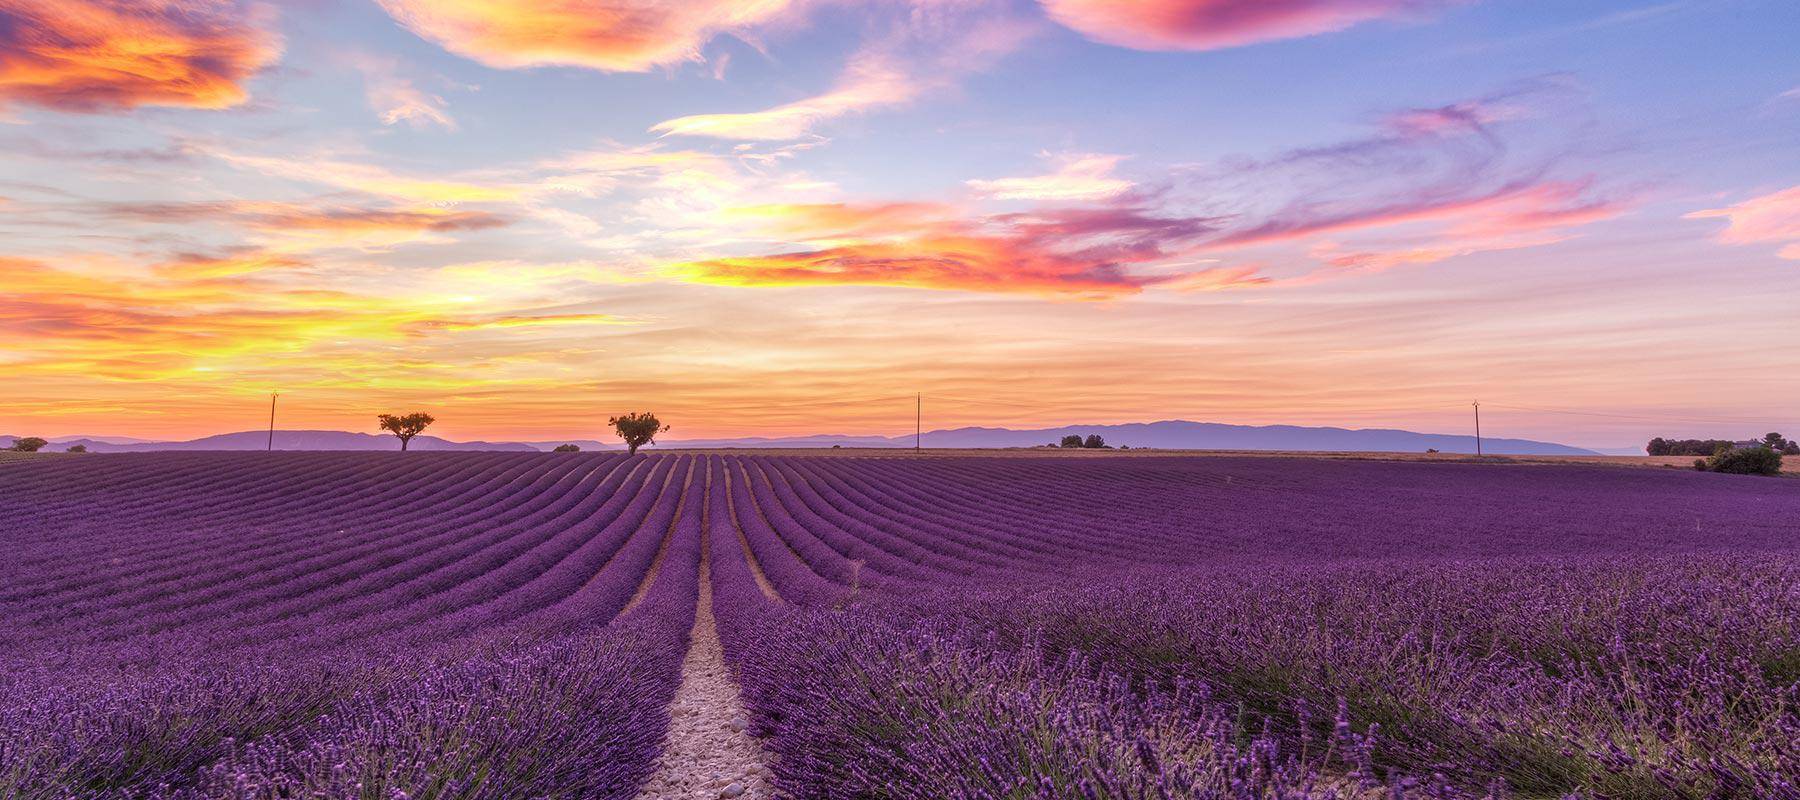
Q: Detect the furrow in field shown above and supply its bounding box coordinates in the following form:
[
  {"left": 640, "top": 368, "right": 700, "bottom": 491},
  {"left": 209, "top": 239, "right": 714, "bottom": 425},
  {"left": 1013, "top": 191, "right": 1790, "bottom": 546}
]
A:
[{"left": 637, "top": 510, "right": 775, "bottom": 800}]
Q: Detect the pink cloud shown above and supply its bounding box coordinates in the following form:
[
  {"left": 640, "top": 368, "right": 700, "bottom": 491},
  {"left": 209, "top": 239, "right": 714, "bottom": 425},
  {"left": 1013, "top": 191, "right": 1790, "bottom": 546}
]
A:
[
  {"left": 1686, "top": 186, "right": 1800, "bottom": 261},
  {"left": 1042, "top": 0, "right": 1454, "bottom": 51}
]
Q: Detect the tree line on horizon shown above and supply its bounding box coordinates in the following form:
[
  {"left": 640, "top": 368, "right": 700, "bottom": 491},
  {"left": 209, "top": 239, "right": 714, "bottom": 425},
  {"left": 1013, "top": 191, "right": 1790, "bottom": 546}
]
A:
[{"left": 1647, "top": 433, "right": 1799, "bottom": 457}]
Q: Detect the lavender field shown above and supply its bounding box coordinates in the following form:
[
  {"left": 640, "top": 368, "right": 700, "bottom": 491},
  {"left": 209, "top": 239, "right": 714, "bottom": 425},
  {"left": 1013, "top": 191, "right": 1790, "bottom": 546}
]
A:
[{"left": 3, "top": 452, "right": 1798, "bottom": 799}]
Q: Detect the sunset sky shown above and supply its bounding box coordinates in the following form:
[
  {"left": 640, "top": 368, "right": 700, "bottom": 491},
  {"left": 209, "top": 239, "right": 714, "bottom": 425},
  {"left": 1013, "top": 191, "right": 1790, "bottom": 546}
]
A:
[{"left": 2, "top": 0, "right": 1797, "bottom": 450}]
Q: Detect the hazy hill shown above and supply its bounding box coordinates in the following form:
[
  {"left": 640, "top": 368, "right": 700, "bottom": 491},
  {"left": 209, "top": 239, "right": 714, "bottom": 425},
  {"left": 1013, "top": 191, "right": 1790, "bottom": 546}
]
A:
[
  {"left": 1, "top": 431, "right": 536, "bottom": 453},
  {"left": 5, "top": 420, "right": 1593, "bottom": 455},
  {"left": 645, "top": 420, "right": 1596, "bottom": 455}
]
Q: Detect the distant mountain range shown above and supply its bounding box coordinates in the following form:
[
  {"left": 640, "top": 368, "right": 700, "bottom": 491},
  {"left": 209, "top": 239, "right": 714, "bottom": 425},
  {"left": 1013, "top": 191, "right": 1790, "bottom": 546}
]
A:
[{"left": 3, "top": 420, "right": 1598, "bottom": 455}]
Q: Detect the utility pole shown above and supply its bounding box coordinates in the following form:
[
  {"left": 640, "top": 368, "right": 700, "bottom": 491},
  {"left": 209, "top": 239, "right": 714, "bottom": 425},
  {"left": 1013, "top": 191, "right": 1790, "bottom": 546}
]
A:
[
  {"left": 1473, "top": 400, "right": 1482, "bottom": 457},
  {"left": 268, "top": 392, "right": 279, "bottom": 452},
  {"left": 915, "top": 394, "right": 921, "bottom": 452}
]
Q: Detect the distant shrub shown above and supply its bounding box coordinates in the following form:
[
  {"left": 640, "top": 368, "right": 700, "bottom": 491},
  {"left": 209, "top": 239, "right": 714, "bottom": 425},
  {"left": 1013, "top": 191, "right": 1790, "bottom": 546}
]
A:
[
  {"left": 1059, "top": 434, "right": 1084, "bottom": 448},
  {"left": 1698, "top": 447, "right": 1782, "bottom": 476},
  {"left": 8, "top": 437, "right": 47, "bottom": 452},
  {"left": 553, "top": 444, "right": 580, "bottom": 453},
  {"left": 66, "top": 444, "right": 87, "bottom": 453},
  {"left": 1426, "top": 448, "right": 1439, "bottom": 454},
  {"left": 1083, "top": 434, "right": 1106, "bottom": 449}
]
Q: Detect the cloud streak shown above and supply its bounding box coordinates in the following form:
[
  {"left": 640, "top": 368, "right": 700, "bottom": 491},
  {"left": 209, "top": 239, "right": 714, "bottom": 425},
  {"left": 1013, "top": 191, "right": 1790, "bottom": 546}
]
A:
[
  {"left": 0, "top": 0, "right": 280, "bottom": 112},
  {"left": 651, "top": 52, "right": 917, "bottom": 141},
  {"left": 1042, "top": 0, "right": 1453, "bottom": 51},
  {"left": 967, "top": 154, "right": 1134, "bottom": 201},
  {"left": 671, "top": 201, "right": 1244, "bottom": 298},
  {"left": 651, "top": 3, "right": 1034, "bottom": 141}
]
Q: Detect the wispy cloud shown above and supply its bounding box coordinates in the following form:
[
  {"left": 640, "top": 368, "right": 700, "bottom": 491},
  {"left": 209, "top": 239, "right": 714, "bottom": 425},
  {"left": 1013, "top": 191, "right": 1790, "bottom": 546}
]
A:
[
  {"left": 651, "top": 3, "right": 1034, "bottom": 141},
  {"left": 651, "top": 51, "right": 918, "bottom": 141},
  {"left": 0, "top": 0, "right": 281, "bottom": 113},
  {"left": 347, "top": 53, "right": 455, "bottom": 130},
  {"left": 1042, "top": 0, "right": 1455, "bottom": 52},
  {"left": 968, "top": 154, "right": 1134, "bottom": 201}
]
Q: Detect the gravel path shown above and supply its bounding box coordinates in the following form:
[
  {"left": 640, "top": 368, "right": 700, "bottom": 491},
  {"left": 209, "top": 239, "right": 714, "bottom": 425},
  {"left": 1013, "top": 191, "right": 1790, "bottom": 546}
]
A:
[{"left": 638, "top": 556, "right": 775, "bottom": 799}]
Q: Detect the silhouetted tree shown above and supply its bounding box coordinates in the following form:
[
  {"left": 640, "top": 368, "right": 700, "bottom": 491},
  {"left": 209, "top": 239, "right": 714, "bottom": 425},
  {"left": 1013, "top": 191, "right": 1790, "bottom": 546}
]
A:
[
  {"left": 1059, "top": 434, "right": 1084, "bottom": 448},
  {"left": 1083, "top": 434, "right": 1106, "bottom": 449},
  {"left": 610, "top": 412, "right": 669, "bottom": 455},
  {"left": 377, "top": 412, "right": 436, "bottom": 451},
  {"left": 66, "top": 444, "right": 87, "bottom": 453},
  {"left": 553, "top": 444, "right": 580, "bottom": 453},
  {"left": 1764, "top": 432, "right": 1790, "bottom": 450},
  {"left": 9, "top": 437, "right": 47, "bottom": 452}
]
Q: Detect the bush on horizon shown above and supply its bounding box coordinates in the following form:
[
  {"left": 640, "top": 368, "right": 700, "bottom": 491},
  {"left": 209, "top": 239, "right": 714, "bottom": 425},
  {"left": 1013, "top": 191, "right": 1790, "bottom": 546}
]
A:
[
  {"left": 553, "top": 444, "right": 581, "bottom": 452},
  {"left": 8, "top": 437, "right": 47, "bottom": 452},
  {"left": 1696, "top": 446, "right": 1783, "bottom": 475}
]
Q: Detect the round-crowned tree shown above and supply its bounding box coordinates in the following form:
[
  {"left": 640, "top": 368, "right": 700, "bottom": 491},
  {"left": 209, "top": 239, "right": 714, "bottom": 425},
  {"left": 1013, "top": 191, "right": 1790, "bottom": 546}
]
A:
[
  {"left": 610, "top": 413, "right": 669, "bottom": 455},
  {"left": 377, "top": 412, "right": 436, "bottom": 451},
  {"left": 9, "top": 437, "right": 48, "bottom": 452}
]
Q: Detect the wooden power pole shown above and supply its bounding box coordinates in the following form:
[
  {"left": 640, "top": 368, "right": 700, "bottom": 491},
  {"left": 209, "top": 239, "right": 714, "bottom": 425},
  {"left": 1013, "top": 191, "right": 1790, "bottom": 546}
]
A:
[
  {"left": 268, "top": 392, "right": 279, "bottom": 451},
  {"left": 1473, "top": 400, "right": 1482, "bottom": 457},
  {"left": 915, "top": 394, "right": 921, "bottom": 452}
]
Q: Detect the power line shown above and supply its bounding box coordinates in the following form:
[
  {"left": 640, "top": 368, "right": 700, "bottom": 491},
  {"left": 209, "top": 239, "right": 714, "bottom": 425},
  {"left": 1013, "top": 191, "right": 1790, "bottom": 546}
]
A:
[{"left": 1481, "top": 403, "right": 1782, "bottom": 426}]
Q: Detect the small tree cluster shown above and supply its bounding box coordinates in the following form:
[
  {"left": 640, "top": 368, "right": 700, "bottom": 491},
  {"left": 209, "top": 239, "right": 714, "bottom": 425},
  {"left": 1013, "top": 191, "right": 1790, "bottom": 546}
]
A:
[
  {"left": 8, "top": 437, "right": 48, "bottom": 452},
  {"left": 1649, "top": 434, "right": 1800, "bottom": 456},
  {"left": 553, "top": 444, "right": 581, "bottom": 453},
  {"left": 1695, "top": 447, "right": 1784, "bottom": 476},
  {"left": 1647, "top": 437, "right": 1737, "bottom": 456},
  {"left": 1054, "top": 434, "right": 1109, "bottom": 449}
]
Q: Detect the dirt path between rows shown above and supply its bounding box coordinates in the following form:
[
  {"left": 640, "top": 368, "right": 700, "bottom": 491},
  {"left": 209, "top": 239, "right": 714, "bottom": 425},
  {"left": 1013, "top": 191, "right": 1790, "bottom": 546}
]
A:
[{"left": 638, "top": 556, "right": 775, "bottom": 799}]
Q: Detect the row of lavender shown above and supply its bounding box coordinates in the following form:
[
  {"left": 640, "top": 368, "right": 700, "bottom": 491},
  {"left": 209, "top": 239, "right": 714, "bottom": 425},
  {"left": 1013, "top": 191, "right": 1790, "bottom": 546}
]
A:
[
  {"left": 696, "top": 456, "right": 1800, "bottom": 799},
  {"left": 0, "top": 452, "right": 721, "bottom": 798}
]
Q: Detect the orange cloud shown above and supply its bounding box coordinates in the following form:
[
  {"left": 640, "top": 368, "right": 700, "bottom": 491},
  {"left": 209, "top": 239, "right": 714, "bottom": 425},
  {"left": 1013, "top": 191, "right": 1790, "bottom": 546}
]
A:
[
  {"left": 375, "top": 0, "right": 792, "bottom": 73},
  {"left": 0, "top": 255, "right": 624, "bottom": 384},
  {"left": 0, "top": 0, "right": 280, "bottom": 112},
  {"left": 671, "top": 202, "right": 1234, "bottom": 298},
  {"left": 1043, "top": 0, "right": 1448, "bottom": 51},
  {"left": 1686, "top": 186, "right": 1800, "bottom": 261}
]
